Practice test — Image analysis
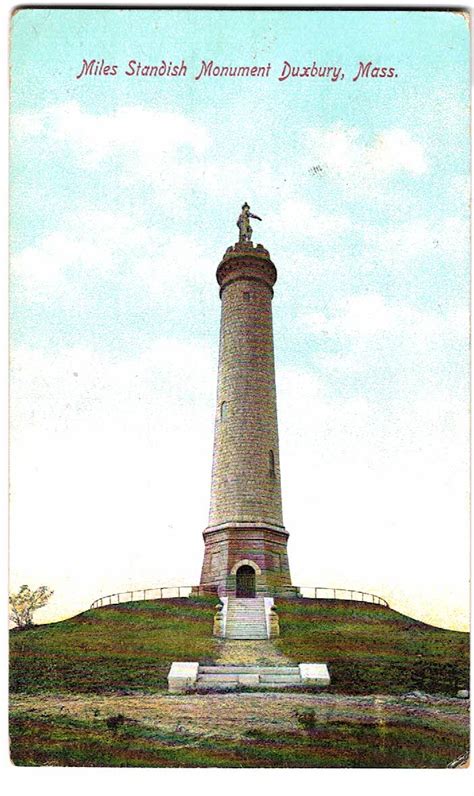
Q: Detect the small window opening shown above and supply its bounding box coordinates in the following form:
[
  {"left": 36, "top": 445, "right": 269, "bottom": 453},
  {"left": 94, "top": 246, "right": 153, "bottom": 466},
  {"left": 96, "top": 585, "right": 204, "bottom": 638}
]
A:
[
  {"left": 220, "top": 401, "right": 228, "bottom": 421},
  {"left": 243, "top": 291, "right": 250, "bottom": 301},
  {"left": 269, "top": 449, "right": 276, "bottom": 478}
]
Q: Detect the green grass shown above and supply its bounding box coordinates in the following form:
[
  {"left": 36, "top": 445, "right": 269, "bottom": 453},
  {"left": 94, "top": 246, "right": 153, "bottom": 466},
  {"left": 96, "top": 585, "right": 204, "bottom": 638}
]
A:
[
  {"left": 10, "top": 597, "right": 469, "bottom": 696},
  {"left": 275, "top": 599, "right": 469, "bottom": 695},
  {"left": 10, "top": 597, "right": 217, "bottom": 694},
  {"left": 10, "top": 710, "right": 467, "bottom": 768}
]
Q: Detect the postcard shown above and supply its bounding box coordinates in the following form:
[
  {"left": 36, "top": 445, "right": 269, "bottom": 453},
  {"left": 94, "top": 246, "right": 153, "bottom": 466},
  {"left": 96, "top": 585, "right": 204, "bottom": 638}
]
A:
[{"left": 9, "top": 7, "right": 470, "bottom": 770}]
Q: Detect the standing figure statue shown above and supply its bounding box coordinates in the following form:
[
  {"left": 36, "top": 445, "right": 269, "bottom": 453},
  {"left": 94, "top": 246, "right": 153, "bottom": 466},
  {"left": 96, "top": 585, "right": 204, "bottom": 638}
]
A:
[{"left": 237, "top": 202, "right": 262, "bottom": 243}]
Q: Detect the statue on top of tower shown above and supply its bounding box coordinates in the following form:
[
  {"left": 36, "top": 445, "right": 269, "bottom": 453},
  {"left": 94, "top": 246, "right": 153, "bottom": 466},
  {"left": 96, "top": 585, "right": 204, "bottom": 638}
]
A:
[{"left": 237, "top": 202, "right": 262, "bottom": 243}]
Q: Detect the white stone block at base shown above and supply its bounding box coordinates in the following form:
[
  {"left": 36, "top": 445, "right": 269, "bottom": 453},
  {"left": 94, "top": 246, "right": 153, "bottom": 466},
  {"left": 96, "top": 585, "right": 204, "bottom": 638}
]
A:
[
  {"left": 168, "top": 662, "right": 199, "bottom": 693},
  {"left": 299, "top": 663, "right": 330, "bottom": 686},
  {"left": 263, "top": 597, "right": 274, "bottom": 638},
  {"left": 239, "top": 673, "right": 260, "bottom": 686}
]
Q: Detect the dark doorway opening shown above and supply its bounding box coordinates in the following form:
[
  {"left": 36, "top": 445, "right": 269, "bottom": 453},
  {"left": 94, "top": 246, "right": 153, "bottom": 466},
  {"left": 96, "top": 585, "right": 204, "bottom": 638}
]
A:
[{"left": 236, "top": 565, "right": 256, "bottom": 598}]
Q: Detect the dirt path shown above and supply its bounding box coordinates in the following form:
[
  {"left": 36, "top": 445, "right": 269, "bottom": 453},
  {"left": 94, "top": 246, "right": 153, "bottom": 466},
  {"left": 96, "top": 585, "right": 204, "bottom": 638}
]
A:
[{"left": 214, "top": 639, "right": 292, "bottom": 665}]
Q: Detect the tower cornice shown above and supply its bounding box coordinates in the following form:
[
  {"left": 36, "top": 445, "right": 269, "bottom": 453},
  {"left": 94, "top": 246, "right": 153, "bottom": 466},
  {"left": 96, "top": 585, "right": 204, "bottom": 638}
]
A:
[{"left": 217, "top": 242, "right": 277, "bottom": 297}]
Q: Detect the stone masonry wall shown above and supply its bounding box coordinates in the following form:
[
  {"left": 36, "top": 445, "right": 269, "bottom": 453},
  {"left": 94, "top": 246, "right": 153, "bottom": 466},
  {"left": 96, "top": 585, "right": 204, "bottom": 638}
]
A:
[{"left": 208, "top": 245, "right": 284, "bottom": 528}]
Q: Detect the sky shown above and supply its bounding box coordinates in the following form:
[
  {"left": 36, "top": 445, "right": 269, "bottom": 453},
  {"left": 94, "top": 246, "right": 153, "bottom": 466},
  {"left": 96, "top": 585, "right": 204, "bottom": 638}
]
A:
[{"left": 9, "top": 9, "right": 470, "bottom": 630}]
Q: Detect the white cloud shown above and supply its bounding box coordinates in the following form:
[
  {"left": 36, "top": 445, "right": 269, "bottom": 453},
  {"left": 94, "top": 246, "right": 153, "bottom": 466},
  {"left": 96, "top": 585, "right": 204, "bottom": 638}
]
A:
[
  {"left": 14, "top": 102, "right": 209, "bottom": 169},
  {"left": 303, "top": 293, "right": 467, "bottom": 342},
  {"left": 362, "top": 217, "right": 469, "bottom": 270},
  {"left": 12, "top": 102, "right": 277, "bottom": 209},
  {"left": 12, "top": 103, "right": 214, "bottom": 216},
  {"left": 304, "top": 124, "right": 428, "bottom": 190},
  {"left": 11, "top": 211, "right": 214, "bottom": 304},
  {"left": 301, "top": 294, "right": 468, "bottom": 389},
  {"left": 12, "top": 212, "right": 135, "bottom": 302},
  {"left": 268, "top": 198, "right": 352, "bottom": 242}
]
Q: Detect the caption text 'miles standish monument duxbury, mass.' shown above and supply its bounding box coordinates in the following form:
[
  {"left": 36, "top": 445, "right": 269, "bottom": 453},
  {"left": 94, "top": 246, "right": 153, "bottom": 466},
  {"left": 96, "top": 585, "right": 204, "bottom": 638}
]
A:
[{"left": 76, "top": 57, "right": 396, "bottom": 83}]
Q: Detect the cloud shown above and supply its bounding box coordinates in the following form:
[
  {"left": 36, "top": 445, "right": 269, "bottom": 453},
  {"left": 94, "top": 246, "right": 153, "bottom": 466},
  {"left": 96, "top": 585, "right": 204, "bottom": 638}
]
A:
[
  {"left": 12, "top": 103, "right": 214, "bottom": 217},
  {"left": 303, "top": 293, "right": 467, "bottom": 341},
  {"left": 268, "top": 198, "right": 352, "bottom": 242},
  {"left": 12, "top": 211, "right": 132, "bottom": 302},
  {"left": 14, "top": 102, "right": 210, "bottom": 169},
  {"left": 11, "top": 102, "right": 278, "bottom": 209},
  {"left": 362, "top": 217, "right": 469, "bottom": 270},
  {"left": 304, "top": 124, "right": 428, "bottom": 191},
  {"left": 300, "top": 294, "right": 468, "bottom": 394},
  {"left": 11, "top": 210, "right": 213, "bottom": 305}
]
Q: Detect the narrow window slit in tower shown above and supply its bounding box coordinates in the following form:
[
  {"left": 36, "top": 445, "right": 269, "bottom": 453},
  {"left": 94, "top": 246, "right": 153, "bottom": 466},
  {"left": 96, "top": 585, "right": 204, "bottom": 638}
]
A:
[
  {"left": 243, "top": 291, "right": 250, "bottom": 301},
  {"left": 220, "top": 401, "right": 228, "bottom": 421},
  {"left": 269, "top": 449, "right": 276, "bottom": 478}
]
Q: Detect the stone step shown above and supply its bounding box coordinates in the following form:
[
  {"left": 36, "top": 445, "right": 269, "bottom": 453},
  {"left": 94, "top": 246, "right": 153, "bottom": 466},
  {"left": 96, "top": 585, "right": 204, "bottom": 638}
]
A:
[
  {"left": 198, "top": 673, "right": 239, "bottom": 683},
  {"left": 195, "top": 681, "right": 303, "bottom": 691},
  {"left": 226, "top": 629, "right": 268, "bottom": 635},
  {"left": 227, "top": 610, "right": 266, "bottom": 615},
  {"left": 195, "top": 664, "right": 304, "bottom": 691},
  {"left": 228, "top": 599, "right": 265, "bottom": 604},
  {"left": 227, "top": 611, "right": 265, "bottom": 616},
  {"left": 227, "top": 615, "right": 265, "bottom": 619},
  {"left": 199, "top": 666, "right": 300, "bottom": 675},
  {"left": 168, "top": 662, "right": 330, "bottom": 692},
  {"left": 260, "top": 674, "right": 301, "bottom": 684}
]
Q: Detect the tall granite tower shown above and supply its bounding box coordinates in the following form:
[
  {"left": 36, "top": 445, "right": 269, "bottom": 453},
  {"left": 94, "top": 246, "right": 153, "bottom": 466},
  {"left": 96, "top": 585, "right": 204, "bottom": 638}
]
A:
[{"left": 199, "top": 205, "right": 295, "bottom": 597}]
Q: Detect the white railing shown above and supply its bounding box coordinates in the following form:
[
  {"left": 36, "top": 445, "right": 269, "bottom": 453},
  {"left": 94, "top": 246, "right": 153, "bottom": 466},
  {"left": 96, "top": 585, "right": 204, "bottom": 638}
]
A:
[
  {"left": 90, "top": 585, "right": 207, "bottom": 609},
  {"left": 297, "top": 586, "right": 389, "bottom": 607},
  {"left": 90, "top": 584, "right": 389, "bottom": 610}
]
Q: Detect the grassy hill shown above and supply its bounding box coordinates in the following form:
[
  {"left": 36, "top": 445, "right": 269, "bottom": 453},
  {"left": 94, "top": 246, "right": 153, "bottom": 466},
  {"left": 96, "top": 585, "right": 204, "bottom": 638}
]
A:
[
  {"left": 275, "top": 599, "right": 469, "bottom": 695},
  {"left": 10, "top": 596, "right": 218, "bottom": 694},
  {"left": 10, "top": 596, "right": 469, "bottom": 695}
]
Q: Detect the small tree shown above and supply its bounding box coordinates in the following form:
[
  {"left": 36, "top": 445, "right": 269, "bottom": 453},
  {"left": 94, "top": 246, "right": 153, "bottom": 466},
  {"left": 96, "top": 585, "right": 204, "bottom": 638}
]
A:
[{"left": 9, "top": 584, "right": 53, "bottom": 629}]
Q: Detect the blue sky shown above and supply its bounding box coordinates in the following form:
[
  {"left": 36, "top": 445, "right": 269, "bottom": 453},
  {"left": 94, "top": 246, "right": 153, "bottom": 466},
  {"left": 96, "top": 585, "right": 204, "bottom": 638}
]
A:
[{"left": 9, "top": 9, "right": 470, "bottom": 628}]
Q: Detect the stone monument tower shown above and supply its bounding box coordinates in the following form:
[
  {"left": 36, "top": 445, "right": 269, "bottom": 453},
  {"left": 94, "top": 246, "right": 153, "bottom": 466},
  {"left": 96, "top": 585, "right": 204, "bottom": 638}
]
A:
[{"left": 199, "top": 204, "right": 296, "bottom": 597}]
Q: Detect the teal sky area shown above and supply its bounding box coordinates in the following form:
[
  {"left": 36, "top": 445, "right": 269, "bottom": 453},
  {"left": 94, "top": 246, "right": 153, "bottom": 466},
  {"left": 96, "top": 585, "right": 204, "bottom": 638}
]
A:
[
  {"left": 9, "top": 9, "right": 470, "bottom": 627},
  {"left": 11, "top": 11, "right": 469, "bottom": 394}
]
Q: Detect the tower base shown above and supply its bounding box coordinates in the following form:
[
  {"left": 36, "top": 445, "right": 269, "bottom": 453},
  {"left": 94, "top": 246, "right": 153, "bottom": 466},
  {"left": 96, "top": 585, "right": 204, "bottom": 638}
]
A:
[{"left": 198, "top": 522, "right": 299, "bottom": 597}]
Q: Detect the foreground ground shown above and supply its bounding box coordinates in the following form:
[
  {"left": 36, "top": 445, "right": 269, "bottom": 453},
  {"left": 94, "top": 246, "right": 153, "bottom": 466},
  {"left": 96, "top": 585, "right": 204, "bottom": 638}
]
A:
[
  {"left": 10, "top": 596, "right": 470, "bottom": 767},
  {"left": 10, "top": 691, "right": 469, "bottom": 767}
]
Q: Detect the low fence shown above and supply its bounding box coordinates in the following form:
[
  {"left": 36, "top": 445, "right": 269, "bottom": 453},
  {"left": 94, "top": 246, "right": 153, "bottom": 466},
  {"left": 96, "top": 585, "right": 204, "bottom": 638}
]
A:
[
  {"left": 90, "top": 584, "right": 388, "bottom": 610},
  {"left": 90, "top": 585, "right": 207, "bottom": 609},
  {"left": 298, "top": 586, "right": 389, "bottom": 607}
]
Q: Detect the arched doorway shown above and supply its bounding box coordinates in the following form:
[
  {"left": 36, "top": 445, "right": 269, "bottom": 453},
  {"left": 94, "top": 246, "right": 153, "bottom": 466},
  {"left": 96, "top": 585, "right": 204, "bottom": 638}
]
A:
[{"left": 236, "top": 565, "right": 256, "bottom": 598}]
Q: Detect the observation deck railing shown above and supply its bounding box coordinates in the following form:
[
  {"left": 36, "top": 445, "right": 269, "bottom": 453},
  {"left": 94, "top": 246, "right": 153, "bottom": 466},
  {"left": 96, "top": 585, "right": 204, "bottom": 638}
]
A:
[{"left": 90, "top": 585, "right": 388, "bottom": 610}]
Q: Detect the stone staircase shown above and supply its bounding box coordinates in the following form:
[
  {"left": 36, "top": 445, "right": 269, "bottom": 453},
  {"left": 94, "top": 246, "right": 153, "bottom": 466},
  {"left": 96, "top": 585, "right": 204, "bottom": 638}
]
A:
[
  {"left": 225, "top": 597, "right": 268, "bottom": 639},
  {"left": 168, "top": 661, "right": 331, "bottom": 693},
  {"left": 196, "top": 665, "right": 301, "bottom": 690}
]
